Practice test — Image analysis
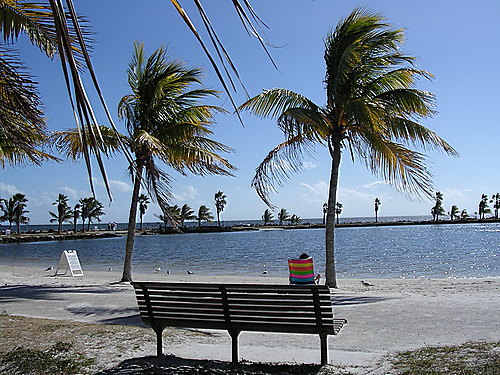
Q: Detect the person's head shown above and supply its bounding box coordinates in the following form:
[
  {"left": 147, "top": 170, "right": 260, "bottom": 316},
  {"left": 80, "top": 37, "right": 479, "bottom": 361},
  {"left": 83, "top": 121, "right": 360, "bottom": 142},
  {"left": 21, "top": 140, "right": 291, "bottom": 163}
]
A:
[{"left": 299, "top": 253, "right": 310, "bottom": 259}]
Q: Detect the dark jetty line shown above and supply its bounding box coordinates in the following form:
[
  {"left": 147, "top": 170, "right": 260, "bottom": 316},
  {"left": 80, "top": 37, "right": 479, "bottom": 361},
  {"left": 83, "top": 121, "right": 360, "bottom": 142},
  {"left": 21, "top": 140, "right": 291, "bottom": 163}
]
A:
[{"left": 0, "top": 231, "right": 122, "bottom": 244}]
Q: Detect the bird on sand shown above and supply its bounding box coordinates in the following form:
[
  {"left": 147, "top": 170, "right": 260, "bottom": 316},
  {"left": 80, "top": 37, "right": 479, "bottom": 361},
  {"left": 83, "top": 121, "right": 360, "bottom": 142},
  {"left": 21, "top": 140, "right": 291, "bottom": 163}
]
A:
[
  {"left": 45, "top": 266, "right": 53, "bottom": 271},
  {"left": 361, "top": 280, "right": 374, "bottom": 287},
  {"left": 187, "top": 270, "right": 193, "bottom": 275},
  {"left": 155, "top": 267, "right": 161, "bottom": 272},
  {"left": 166, "top": 270, "right": 170, "bottom": 275},
  {"left": 262, "top": 269, "right": 268, "bottom": 275},
  {"left": 108, "top": 267, "right": 112, "bottom": 271}
]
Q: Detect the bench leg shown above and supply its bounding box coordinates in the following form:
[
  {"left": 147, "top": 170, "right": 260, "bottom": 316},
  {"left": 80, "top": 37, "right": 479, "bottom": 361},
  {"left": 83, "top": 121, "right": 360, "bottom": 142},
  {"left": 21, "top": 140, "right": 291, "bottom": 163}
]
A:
[
  {"left": 229, "top": 330, "right": 241, "bottom": 363},
  {"left": 320, "top": 334, "right": 328, "bottom": 365},
  {"left": 154, "top": 327, "right": 163, "bottom": 356}
]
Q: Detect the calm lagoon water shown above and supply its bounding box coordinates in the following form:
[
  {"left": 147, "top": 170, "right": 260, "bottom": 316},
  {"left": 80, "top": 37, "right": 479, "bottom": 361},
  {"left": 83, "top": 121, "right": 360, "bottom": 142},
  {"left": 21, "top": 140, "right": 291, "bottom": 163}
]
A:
[{"left": 0, "top": 222, "right": 498, "bottom": 279}]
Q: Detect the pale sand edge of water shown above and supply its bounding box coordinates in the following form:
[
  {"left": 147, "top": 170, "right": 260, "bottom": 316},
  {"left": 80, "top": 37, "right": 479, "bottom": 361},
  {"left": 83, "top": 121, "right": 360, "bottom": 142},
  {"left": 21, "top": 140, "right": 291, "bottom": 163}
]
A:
[{"left": 0, "top": 265, "right": 499, "bottom": 373}]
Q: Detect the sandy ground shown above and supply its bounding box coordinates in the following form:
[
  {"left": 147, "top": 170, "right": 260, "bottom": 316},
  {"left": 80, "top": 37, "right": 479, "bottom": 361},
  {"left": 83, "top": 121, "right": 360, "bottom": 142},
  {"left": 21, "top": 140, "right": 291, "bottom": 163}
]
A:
[{"left": 0, "top": 265, "right": 499, "bottom": 373}]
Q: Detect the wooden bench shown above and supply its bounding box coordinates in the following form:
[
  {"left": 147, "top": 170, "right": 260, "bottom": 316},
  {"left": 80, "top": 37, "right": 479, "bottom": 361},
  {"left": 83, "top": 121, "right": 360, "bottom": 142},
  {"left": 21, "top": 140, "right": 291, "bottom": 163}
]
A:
[{"left": 131, "top": 282, "right": 346, "bottom": 365}]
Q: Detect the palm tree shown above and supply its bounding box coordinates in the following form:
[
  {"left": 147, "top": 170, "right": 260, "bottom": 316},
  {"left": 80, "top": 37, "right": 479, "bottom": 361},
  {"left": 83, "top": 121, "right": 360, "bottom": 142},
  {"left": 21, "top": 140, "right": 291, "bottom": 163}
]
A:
[
  {"left": 431, "top": 191, "right": 445, "bottom": 221},
  {"left": 117, "top": 44, "right": 234, "bottom": 281},
  {"left": 277, "top": 208, "right": 290, "bottom": 226},
  {"left": 262, "top": 209, "right": 274, "bottom": 225},
  {"left": 12, "top": 193, "right": 29, "bottom": 234},
  {"left": 239, "top": 9, "right": 457, "bottom": 287},
  {"left": 335, "top": 202, "right": 343, "bottom": 225},
  {"left": 214, "top": 191, "right": 227, "bottom": 226},
  {"left": 374, "top": 198, "right": 381, "bottom": 223},
  {"left": 72, "top": 204, "right": 81, "bottom": 233},
  {"left": 478, "top": 194, "right": 490, "bottom": 220},
  {"left": 180, "top": 204, "right": 196, "bottom": 227},
  {"left": 460, "top": 209, "right": 469, "bottom": 220},
  {"left": 491, "top": 193, "right": 499, "bottom": 219},
  {"left": 290, "top": 214, "right": 301, "bottom": 225},
  {"left": 197, "top": 205, "right": 214, "bottom": 227},
  {"left": 0, "top": 196, "right": 16, "bottom": 230},
  {"left": 49, "top": 194, "right": 72, "bottom": 233},
  {"left": 79, "top": 197, "right": 105, "bottom": 231},
  {"left": 322, "top": 203, "right": 328, "bottom": 225},
  {"left": 448, "top": 205, "right": 460, "bottom": 221},
  {"left": 138, "top": 194, "right": 150, "bottom": 230}
]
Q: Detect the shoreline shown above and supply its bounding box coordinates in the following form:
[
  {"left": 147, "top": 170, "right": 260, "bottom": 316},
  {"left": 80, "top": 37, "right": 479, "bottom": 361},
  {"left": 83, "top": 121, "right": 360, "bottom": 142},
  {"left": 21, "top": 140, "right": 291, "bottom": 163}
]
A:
[
  {"left": 0, "top": 266, "right": 498, "bottom": 372},
  {"left": 1, "top": 217, "right": 499, "bottom": 244}
]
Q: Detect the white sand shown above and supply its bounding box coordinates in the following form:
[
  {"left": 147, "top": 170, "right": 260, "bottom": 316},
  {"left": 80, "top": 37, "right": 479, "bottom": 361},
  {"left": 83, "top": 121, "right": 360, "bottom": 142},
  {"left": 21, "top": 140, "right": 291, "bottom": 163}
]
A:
[{"left": 0, "top": 265, "right": 499, "bottom": 371}]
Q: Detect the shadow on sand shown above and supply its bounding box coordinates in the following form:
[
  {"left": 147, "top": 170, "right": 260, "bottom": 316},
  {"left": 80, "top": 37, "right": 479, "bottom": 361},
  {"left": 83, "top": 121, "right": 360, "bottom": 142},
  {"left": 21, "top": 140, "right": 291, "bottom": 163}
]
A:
[
  {"left": 94, "top": 355, "right": 327, "bottom": 375},
  {"left": 331, "top": 294, "right": 393, "bottom": 306}
]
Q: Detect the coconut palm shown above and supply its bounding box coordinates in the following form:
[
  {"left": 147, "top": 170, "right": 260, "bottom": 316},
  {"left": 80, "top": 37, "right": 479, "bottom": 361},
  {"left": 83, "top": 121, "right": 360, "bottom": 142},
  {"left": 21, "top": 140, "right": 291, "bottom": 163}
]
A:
[
  {"left": 374, "top": 198, "right": 381, "bottom": 223},
  {"left": 196, "top": 205, "right": 214, "bottom": 227},
  {"left": 448, "top": 205, "right": 460, "bottom": 221},
  {"left": 214, "top": 191, "right": 227, "bottom": 226},
  {"left": 431, "top": 191, "right": 445, "bottom": 221},
  {"left": 460, "top": 209, "right": 469, "bottom": 220},
  {"left": 180, "top": 204, "right": 196, "bottom": 227},
  {"left": 79, "top": 197, "right": 105, "bottom": 231},
  {"left": 290, "top": 214, "right": 301, "bottom": 225},
  {"left": 277, "top": 208, "right": 290, "bottom": 226},
  {"left": 12, "top": 193, "right": 29, "bottom": 234},
  {"left": 0, "top": 195, "right": 16, "bottom": 229},
  {"left": 49, "top": 194, "right": 72, "bottom": 233},
  {"left": 478, "top": 194, "right": 490, "bottom": 220},
  {"left": 491, "top": 193, "right": 499, "bottom": 219},
  {"left": 239, "top": 9, "right": 457, "bottom": 287},
  {"left": 72, "top": 203, "right": 80, "bottom": 233},
  {"left": 262, "top": 209, "right": 274, "bottom": 225},
  {"left": 322, "top": 203, "right": 328, "bottom": 225},
  {"left": 138, "top": 194, "right": 150, "bottom": 230},
  {"left": 335, "top": 202, "right": 343, "bottom": 225}
]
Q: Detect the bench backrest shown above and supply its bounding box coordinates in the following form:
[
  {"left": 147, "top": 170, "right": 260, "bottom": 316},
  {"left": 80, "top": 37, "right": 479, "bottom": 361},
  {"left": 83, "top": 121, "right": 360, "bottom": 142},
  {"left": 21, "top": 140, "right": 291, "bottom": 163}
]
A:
[{"left": 132, "top": 282, "right": 335, "bottom": 335}]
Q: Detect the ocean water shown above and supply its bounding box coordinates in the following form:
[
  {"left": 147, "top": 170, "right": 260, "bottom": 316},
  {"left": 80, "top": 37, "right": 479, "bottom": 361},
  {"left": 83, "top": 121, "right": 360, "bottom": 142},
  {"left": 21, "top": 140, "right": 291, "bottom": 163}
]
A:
[{"left": 0, "top": 221, "right": 498, "bottom": 279}]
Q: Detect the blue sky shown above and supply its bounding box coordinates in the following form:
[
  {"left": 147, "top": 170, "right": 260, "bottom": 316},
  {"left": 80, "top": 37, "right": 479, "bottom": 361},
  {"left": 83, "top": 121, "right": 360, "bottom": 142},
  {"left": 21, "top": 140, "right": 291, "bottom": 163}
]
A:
[{"left": 2, "top": 0, "right": 499, "bottom": 224}]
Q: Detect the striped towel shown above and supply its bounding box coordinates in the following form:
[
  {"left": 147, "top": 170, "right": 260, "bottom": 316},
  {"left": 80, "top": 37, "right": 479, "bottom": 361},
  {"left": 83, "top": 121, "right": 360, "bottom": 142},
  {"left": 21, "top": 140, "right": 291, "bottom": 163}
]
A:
[{"left": 288, "top": 258, "right": 315, "bottom": 285}]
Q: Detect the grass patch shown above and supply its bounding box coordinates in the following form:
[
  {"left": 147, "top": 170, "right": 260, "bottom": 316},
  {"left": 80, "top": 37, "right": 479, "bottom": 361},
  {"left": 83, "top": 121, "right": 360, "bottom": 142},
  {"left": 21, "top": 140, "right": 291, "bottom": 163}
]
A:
[
  {"left": 0, "top": 342, "right": 94, "bottom": 375},
  {"left": 391, "top": 341, "right": 500, "bottom": 375}
]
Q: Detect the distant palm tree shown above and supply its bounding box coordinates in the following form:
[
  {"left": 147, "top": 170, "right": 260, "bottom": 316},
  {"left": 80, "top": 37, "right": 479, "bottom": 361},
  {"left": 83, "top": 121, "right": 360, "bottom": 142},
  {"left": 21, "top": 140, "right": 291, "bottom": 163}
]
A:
[
  {"left": 290, "top": 214, "right": 301, "bottom": 225},
  {"left": 448, "top": 205, "right": 460, "bottom": 221},
  {"left": 491, "top": 193, "right": 499, "bottom": 219},
  {"left": 238, "top": 9, "right": 457, "bottom": 287},
  {"left": 277, "top": 208, "right": 290, "bottom": 226},
  {"left": 262, "top": 209, "right": 274, "bottom": 225},
  {"left": 49, "top": 194, "right": 72, "bottom": 233},
  {"left": 0, "top": 196, "right": 16, "bottom": 230},
  {"left": 79, "top": 197, "right": 105, "bottom": 231},
  {"left": 13, "top": 193, "right": 29, "bottom": 234},
  {"left": 322, "top": 203, "right": 328, "bottom": 225},
  {"left": 214, "top": 191, "right": 227, "bottom": 226},
  {"left": 72, "top": 204, "right": 81, "bottom": 233},
  {"left": 478, "top": 194, "right": 490, "bottom": 220},
  {"left": 460, "top": 209, "right": 469, "bottom": 220},
  {"left": 431, "top": 192, "right": 445, "bottom": 221},
  {"left": 138, "top": 194, "right": 150, "bottom": 230},
  {"left": 374, "top": 198, "right": 381, "bottom": 223},
  {"left": 197, "top": 205, "right": 214, "bottom": 227},
  {"left": 335, "top": 202, "right": 343, "bottom": 225},
  {"left": 180, "top": 204, "right": 196, "bottom": 227}
]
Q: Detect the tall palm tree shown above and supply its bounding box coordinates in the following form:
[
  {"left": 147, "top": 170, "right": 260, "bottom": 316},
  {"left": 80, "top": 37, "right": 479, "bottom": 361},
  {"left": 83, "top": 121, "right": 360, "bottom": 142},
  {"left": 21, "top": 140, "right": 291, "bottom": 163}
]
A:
[
  {"left": 478, "top": 194, "right": 490, "bottom": 220},
  {"left": 214, "top": 191, "right": 227, "bottom": 226},
  {"left": 290, "top": 214, "right": 301, "bottom": 225},
  {"left": 262, "top": 208, "right": 274, "bottom": 225},
  {"left": 322, "top": 203, "right": 328, "bottom": 225},
  {"left": 197, "top": 205, "right": 214, "bottom": 227},
  {"left": 448, "top": 205, "right": 460, "bottom": 221},
  {"left": 12, "top": 193, "right": 29, "bottom": 234},
  {"left": 0, "top": 195, "right": 16, "bottom": 229},
  {"left": 180, "top": 204, "right": 196, "bottom": 227},
  {"left": 335, "top": 202, "right": 343, "bottom": 225},
  {"left": 492, "top": 193, "right": 500, "bottom": 219},
  {"left": 72, "top": 203, "right": 80, "bottom": 233},
  {"left": 117, "top": 43, "right": 234, "bottom": 282},
  {"left": 49, "top": 194, "right": 72, "bottom": 233},
  {"left": 277, "top": 208, "right": 290, "bottom": 226},
  {"left": 431, "top": 191, "right": 445, "bottom": 221},
  {"left": 79, "top": 197, "right": 104, "bottom": 231},
  {"left": 239, "top": 8, "right": 457, "bottom": 287},
  {"left": 374, "top": 198, "right": 381, "bottom": 223},
  {"left": 138, "top": 194, "right": 149, "bottom": 230}
]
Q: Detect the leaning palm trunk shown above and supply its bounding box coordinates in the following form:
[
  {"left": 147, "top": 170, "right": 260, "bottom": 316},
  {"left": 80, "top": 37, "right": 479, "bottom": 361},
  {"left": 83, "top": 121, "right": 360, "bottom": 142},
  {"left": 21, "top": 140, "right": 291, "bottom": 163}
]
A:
[
  {"left": 325, "top": 143, "right": 341, "bottom": 288},
  {"left": 121, "top": 162, "right": 144, "bottom": 282}
]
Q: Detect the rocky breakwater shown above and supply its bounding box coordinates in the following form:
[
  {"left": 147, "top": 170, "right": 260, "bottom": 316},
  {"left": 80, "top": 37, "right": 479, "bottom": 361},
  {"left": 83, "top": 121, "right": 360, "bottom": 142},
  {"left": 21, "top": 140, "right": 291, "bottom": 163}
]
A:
[{"left": 0, "top": 231, "right": 123, "bottom": 244}]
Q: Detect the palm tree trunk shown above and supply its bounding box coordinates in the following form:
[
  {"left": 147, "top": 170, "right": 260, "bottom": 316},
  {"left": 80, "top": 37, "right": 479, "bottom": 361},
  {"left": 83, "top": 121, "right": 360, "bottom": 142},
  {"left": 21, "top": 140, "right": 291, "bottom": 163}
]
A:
[
  {"left": 217, "top": 211, "right": 221, "bottom": 226},
  {"left": 121, "top": 162, "right": 144, "bottom": 282},
  {"left": 325, "top": 142, "right": 341, "bottom": 288},
  {"left": 16, "top": 220, "right": 20, "bottom": 235}
]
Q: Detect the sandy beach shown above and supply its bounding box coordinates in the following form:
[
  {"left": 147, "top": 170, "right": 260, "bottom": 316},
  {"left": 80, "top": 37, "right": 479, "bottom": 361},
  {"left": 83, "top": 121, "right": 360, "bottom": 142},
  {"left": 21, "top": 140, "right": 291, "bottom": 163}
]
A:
[{"left": 0, "top": 265, "right": 499, "bottom": 373}]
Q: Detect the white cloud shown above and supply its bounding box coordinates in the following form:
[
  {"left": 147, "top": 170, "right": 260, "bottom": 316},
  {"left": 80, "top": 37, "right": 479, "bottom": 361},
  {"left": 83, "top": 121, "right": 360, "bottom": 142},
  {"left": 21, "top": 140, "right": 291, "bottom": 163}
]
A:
[
  {"left": 302, "top": 161, "right": 317, "bottom": 170},
  {"left": 0, "top": 182, "right": 20, "bottom": 195},
  {"left": 110, "top": 179, "right": 132, "bottom": 193},
  {"left": 300, "top": 181, "right": 328, "bottom": 198},
  {"left": 59, "top": 186, "right": 80, "bottom": 199},
  {"left": 172, "top": 185, "right": 198, "bottom": 202},
  {"left": 362, "top": 180, "right": 389, "bottom": 189}
]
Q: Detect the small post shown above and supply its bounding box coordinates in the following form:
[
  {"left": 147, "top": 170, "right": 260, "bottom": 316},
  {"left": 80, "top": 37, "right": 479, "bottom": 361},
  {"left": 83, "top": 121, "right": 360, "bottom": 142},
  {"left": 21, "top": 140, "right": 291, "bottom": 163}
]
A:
[
  {"left": 155, "top": 327, "right": 163, "bottom": 356},
  {"left": 320, "top": 334, "right": 328, "bottom": 365},
  {"left": 230, "top": 330, "right": 240, "bottom": 363}
]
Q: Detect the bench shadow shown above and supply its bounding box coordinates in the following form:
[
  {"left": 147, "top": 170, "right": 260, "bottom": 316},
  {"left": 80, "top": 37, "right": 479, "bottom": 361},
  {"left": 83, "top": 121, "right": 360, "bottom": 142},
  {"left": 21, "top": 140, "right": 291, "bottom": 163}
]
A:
[
  {"left": 331, "top": 294, "right": 393, "bottom": 305},
  {"left": 0, "top": 284, "right": 125, "bottom": 302},
  {"left": 94, "top": 354, "right": 326, "bottom": 375}
]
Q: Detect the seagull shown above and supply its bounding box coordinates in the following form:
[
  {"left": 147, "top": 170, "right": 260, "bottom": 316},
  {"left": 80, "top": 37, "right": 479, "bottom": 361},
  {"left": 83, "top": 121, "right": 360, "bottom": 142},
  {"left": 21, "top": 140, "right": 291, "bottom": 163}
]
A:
[
  {"left": 187, "top": 270, "right": 193, "bottom": 275},
  {"left": 45, "top": 266, "right": 53, "bottom": 271},
  {"left": 155, "top": 267, "right": 161, "bottom": 272},
  {"left": 166, "top": 270, "right": 170, "bottom": 275},
  {"left": 108, "top": 267, "right": 112, "bottom": 271},
  {"left": 262, "top": 269, "right": 268, "bottom": 275},
  {"left": 361, "top": 280, "right": 374, "bottom": 287}
]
